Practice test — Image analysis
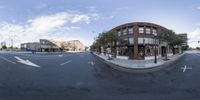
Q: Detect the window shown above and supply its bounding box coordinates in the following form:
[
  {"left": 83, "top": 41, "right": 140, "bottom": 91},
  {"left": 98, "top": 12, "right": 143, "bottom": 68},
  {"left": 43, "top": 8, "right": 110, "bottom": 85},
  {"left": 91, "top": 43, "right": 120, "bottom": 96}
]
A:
[
  {"left": 146, "top": 28, "right": 151, "bottom": 34},
  {"left": 42, "top": 41, "right": 46, "bottom": 44},
  {"left": 128, "top": 28, "right": 133, "bottom": 34},
  {"left": 122, "top": 29, "right": 127, "bottom": 35},
  {"left": 139, "top": 27, "right": 144, "bottom": 33},
  {"left": 138, "top": 38, "right": 144, "bottom": 44},
  {"left": 152, "top": 29, "right": 157, "bottom": 35},
  {"left": 117, "top": 30, "right": 121, "bottom": 36},
  {"left": 121, "top": 38, "right": 129, "bottom": 44},
  {"left": 129, "top": 38, "right": 134, "bottom": 44}
]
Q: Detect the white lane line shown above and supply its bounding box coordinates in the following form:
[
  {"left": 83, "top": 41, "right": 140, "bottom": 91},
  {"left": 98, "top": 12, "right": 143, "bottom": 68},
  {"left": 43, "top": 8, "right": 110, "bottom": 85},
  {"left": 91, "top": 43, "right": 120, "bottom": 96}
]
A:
[
  {"left": 14, "top": 56, "right": 40, "bottom": 67},
  {"left": 60, "top": 60, "right": 72, "bottom": 66},
  {"left": 0, "top": 56, "right": 16, "bottom": 64},
  {"left": 181, "top": 65, "right": 192, "bottom": 72}
]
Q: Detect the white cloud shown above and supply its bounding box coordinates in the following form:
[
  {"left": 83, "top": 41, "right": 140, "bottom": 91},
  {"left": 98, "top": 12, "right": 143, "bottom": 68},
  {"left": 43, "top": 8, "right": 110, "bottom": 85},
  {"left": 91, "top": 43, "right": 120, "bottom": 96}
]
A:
[
  {"left": 0, "top": 11, "right": 99, "bottom": 47},
  {"left": 188, "top": 28, "right": 200, "bottom": 48},
  {"left": 71, "top": 14, "right": 90, "bottom": 24}
]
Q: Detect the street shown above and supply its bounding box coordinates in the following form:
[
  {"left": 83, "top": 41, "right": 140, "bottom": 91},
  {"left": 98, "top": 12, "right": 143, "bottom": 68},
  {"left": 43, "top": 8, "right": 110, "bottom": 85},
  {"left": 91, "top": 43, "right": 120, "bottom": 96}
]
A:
[{"left": 0, "top": 51, "right": 200, "bottom": 100}]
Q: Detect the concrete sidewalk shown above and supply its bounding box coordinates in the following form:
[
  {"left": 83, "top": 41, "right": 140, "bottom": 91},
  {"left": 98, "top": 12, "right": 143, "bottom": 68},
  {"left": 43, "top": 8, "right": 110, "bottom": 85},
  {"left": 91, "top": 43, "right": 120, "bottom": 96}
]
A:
[{"left": 93, "top": 52, "right": 184, "bottom": 73}]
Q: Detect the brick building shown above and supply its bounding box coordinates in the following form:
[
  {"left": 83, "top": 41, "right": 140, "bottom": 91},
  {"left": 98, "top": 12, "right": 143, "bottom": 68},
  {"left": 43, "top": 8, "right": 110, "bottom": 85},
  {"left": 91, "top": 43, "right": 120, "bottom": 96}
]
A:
[{"left": 109, "top": 22, "right": 172, "bottom": 60}]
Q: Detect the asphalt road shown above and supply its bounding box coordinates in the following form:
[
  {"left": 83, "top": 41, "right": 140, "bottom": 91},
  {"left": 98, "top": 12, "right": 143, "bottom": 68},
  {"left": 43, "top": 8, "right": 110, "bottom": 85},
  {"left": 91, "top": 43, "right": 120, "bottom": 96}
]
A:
[{"left": 0, "top": 51, "right": 200, "bottom": 100}]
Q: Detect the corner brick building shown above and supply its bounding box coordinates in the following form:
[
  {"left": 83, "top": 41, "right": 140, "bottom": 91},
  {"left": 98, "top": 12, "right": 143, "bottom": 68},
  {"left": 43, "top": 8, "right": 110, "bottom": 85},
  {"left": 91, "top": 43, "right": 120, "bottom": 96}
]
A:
[{"left": 110, "top": 22, "right": 171, "bottom": 60}]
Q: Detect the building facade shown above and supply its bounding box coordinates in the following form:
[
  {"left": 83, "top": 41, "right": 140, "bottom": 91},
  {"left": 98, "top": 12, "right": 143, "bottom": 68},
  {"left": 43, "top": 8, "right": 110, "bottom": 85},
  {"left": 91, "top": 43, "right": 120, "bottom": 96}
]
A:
[
  {"left": 21, "top": 42, "right": 40, "bottom": 51},
  {"left": 21, "top": 39, "right": 85, "bottom": 52},
  {"left": 110, "top": 22, "right": 171, "bottom": 60},
  {"left": 40, "top": 39, "right": 62, "bottom": 52}
]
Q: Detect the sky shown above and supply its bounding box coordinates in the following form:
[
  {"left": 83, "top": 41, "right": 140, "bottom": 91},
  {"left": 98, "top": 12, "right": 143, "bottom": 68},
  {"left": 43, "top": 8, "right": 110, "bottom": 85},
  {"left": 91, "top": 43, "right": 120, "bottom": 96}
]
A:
[{"left": 0, "top": 0, "right": 200, "bottom": 47}]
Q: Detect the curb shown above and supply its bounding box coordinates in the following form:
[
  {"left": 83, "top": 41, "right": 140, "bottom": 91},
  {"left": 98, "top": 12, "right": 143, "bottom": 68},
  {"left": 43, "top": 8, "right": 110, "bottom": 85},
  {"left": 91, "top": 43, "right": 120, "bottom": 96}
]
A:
[{"left": 92, "top": 53, "right": 185, "bottom": 73}]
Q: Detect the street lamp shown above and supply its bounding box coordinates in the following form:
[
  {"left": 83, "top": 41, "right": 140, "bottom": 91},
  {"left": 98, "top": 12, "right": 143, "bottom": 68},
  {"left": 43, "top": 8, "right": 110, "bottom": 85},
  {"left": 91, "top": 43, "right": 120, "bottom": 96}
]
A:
[
  {"left": 143, "top": 38, "right": 145, "bottom": 59},
  {"left": 154, "top": 33, "right": 157, "bottom": 64}
]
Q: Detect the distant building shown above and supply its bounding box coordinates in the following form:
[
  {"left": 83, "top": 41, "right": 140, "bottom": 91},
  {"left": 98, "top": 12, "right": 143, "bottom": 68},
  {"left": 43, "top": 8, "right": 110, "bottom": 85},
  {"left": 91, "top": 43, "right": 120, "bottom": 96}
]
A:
[
  {"left": 40, "top": 39, "right": 62, "bottom": 52},
  {"left": 64, "top": 40, "right": 85, "bottom": 51},
  {"left": 21, "top": 39, "right": 85, "bottom": 52},
  {"left": 21, "top": 42, "right": 40, "bottom": 51}
]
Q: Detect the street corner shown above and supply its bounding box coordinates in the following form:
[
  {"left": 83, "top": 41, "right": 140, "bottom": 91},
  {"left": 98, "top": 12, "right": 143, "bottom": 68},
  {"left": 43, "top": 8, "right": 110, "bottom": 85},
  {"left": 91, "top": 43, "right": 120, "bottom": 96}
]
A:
[{"left": 92, "top": 52, "right": 186, "bottom": 73}]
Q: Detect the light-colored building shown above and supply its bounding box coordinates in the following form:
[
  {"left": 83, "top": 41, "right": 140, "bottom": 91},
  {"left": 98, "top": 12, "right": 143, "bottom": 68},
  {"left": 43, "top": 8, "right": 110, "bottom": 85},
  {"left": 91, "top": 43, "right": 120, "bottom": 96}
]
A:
[{"left": 21, "top": 39, "right": 85, "bottom": 52}]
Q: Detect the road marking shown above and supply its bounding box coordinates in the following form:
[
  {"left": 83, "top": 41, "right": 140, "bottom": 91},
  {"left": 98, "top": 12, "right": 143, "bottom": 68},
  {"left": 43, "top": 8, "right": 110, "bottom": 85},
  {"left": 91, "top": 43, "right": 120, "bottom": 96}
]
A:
[
  {"left": 60, "top": 60, "right": 72, "bottom": 66},
  {"left": 58, "top": 55, "right": 63, "bottom": 57},
  {"left": 181, "top": 65, "right": 192, "bottom": 72},
  {"left": 14, "top": 56, "right": 40, "bottom": 67},
  {"left": 88, "top": 61, "right": 95, "bottom": 66},
  {"left": 0, "top": 56, "right": 16, "bottom": 64}
]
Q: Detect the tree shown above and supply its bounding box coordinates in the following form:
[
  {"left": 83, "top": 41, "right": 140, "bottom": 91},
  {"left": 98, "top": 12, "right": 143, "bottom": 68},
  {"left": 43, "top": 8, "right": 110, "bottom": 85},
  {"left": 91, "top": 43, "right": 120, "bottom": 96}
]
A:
[
  {"left": 158, "top": 30, "right": 188, "bottom": 55},
  {"left": 103, "top": 31, "right": 119, "bottom": 57},
  {"left": 2, "top": 45, "right": 7, "bottom": 49},
  {"left": 90, "top": 31, "right": 119, "bottom": 57}
]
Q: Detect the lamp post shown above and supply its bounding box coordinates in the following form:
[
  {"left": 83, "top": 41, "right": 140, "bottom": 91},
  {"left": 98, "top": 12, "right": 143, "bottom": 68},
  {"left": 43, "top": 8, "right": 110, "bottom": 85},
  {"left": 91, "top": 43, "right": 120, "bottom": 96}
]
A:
[
  {"left": 143, "top": 37, "right": 145, "bottom": 59},
  {"left": 154, "top": 34, "right": 157, "bottom": 64}
]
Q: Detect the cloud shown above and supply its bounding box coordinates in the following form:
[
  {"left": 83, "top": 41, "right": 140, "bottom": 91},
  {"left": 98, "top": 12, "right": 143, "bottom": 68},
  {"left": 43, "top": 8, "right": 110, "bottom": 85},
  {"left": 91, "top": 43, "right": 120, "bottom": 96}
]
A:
[
  {"left": 188, "top": 28, "right": 200, "bottom": 47},
  {"left": 0, "top": 11, "right": 99, "bottom": 47},
  {"left": 188, "top": 28, "right": 200, "bottom": 39},
  {"left": 71, "top": 14, "right": 90, "bottom": 24}
]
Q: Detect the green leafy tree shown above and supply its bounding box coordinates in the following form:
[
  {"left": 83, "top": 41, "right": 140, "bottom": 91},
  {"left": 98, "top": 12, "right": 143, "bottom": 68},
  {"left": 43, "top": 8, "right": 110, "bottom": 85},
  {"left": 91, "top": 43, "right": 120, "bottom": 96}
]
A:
[
  {"left": 158, "top": 30, "right": 188, "bottom": 55},
  {"left": 2, "top": 45, "right": 7, "bottom": 49}
]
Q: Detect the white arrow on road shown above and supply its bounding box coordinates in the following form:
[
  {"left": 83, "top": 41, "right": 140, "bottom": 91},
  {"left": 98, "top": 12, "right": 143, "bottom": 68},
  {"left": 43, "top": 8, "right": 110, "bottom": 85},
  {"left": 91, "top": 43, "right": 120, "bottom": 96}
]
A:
[{"left": 14, "top": 56, "right": 40, "bottom": 67}]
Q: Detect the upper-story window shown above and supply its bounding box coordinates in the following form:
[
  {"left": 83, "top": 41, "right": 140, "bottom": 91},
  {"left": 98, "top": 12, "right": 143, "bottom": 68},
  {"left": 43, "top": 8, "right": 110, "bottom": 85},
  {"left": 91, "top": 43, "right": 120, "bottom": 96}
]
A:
[
  {"left": 117, "top": 30, "right": 121, "bottom": 36},
  {"left": 128, "top": 28, "right": 133, "bottom": 34},
  {"left": 122, "top": 29, "right": 127, "bottom": 35},
  {"left": 152, "top": 28, "right": 157, "bottom": 36},
  {"left": 139, "top": 27, "right": 144, "bottom": 33},
  {"left": 146, "top": 28, "right": 151, "bottom": 34},
  {"left": 42, "top": 41, "right": 46, "bottom": 44},
  {"left": 129, "top": 37, "right": 134, "bottom": 44}
]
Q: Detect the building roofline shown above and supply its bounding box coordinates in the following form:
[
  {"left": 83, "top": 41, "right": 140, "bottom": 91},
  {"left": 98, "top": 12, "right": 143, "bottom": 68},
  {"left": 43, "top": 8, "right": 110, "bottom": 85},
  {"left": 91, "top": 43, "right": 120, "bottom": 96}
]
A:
[{"left": 109, "top": 22, "right": 169, "bottom": 31}]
